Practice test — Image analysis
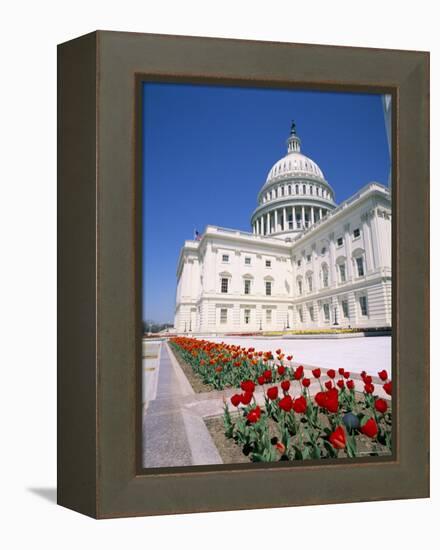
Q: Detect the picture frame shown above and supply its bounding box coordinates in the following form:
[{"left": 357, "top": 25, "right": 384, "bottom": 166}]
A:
[{"left": 57, "top": 30, "right": 429, "bottom": 518}]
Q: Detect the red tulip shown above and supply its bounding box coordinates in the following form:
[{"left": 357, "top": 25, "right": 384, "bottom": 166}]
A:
[
  {"left": 325, "top": 380, "right": 333, "bottom": 390},
  {"left": 230, "top": 394, "right": 241, "bottom": 407},
  {"left": 364, "top": 375, "right": 373, "bottom": 385},
  {"left": 267, "top": 386, "right": 279, "bottom": 401},
  {"left": 343, "top": 371, "right": 350, "bottom": 379},
  {"left": 286, "top": 355, "right": 293, "bottom": 361},
  {"left": 240, "top": 380, "right": 255, "bottom": 393},
  {"left": 263, "top": 369, "right": 272, "bottom": 382},
  {"left": 338, "top": 368, "right": 345, "bottom": 376},
  {"left": 378, "top": 369, "right": 388, "bottom": 381},
  {"left": 315, "top": 391, "right": 327, "bottom": 408},
  {"left": 292, "top": 395, "right": 307, "bottom": 414},
  {"left": 312, "top": 368, "right": 321, "bottom": 378},
  {"left": 247, "top": 406, "right": 261, "bottom": 424},
  {"left": 327, "top": 369, "right": 336, "bottom": 379},
  {"left": 329, "top": 426, "right": 346, "bottom": 449},
  {"left": 326, "top": 388, "right": 339, "bottom": 413},
  {"left": 337, "top": 379, "right": 345, "bottom": 389},
  {"left": 257, "top": 375, "right": 265, "bottom": 385},
  {"left": 281, "top": 380, "right": 290, "bottom": 392},
  {"left": 294, "top": 365, "right": 304, "bottom": 380},
  {"left": 346, "top": 379, "right": 355, "bottom": 390},
  {"left": 374, "top": 398, "right": 388, "bottom": 414},
  {"left": 278, "top": 395, "right": 293, "bottom": 412},
  {"left": 383, "top": 381, "right": 392, "bottom": 396},
  {"left": 275, "top": 441, "right": 286, "bottom": 454},
  {"left": 275, "top": 349, "right": 282, "bottom": 355},
  {"left": 364, "top": 383, "right": 375, "bottom": 394},
  {"left": 277, "top": 365, "right": 286, "bottom": 376},
  {"left": 302, "top": 377, "right": 311, "bottom": 388},
  {"left": 240, "top": 391, "right": 253, "bottom": 405},
  {"left": 361, "top": 417, "right": 378, "bottom": 438}
]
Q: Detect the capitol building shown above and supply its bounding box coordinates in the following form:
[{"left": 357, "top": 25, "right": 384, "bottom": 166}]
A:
[{"left": 174, "top": 123, "right": 391, "bottom": 334}]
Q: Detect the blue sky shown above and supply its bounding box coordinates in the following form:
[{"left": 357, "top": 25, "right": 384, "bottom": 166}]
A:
[{"left": 142, "top": 83, "right": 390, "bottom": 323}]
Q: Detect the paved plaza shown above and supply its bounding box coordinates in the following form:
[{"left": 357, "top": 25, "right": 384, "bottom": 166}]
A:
[{"left": 208, "top": 336, "right": 391, "bottom": 376}]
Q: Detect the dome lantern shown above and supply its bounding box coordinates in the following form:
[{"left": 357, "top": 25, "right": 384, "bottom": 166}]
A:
[{"left": 287, "top": 120, "right": 301, "bottom": 153}]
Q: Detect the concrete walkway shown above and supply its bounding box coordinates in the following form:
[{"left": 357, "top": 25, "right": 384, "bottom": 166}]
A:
[{"left": 142, "top": 344, "right": 222, "bottom": 468}]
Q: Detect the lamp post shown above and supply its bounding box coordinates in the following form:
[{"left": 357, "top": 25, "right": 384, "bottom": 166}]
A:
[
  {"left": 259, "top": 317, "right": 262, "bottom": 331},
  {"left": 189, "top": 319, "right": 192, "bottom": 332},
  {"left": 333, "top": 306, "right": 339, "bottom": 326},
  {"left": 286, "top": 313, "right": 290, "bottom": 329},
  {"left": 184, "top": 322, "right": 187, "bottom": 333}
]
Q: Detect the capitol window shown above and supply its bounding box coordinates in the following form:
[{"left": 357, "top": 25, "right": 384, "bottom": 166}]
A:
[
  {"left": 222, "top": 254, "right": 229, "bottom": 263},
  {"left": 323, "top": 303, "right": 330, "bottom": 321},
  {"left": 342, "top": 299, "right": 349, "bottom": 318},
  {"left": 359, "top": 295, "right": 368, "bottom": 316},
  {"left": 306, "top": 254, "right": 311, "bottom": 263},
  {"left": 337, "top": 237, "right": 343, "bottom": 247},
  {"left": 265, "top": 260, "right": 271, "bottom": 268},
  {"left": 265, "top": 281, "right": 272, "bottom": 296},
  {"left": 322, "top": 265, "right": 329, "bottom": 288},
  {"left": 220, "top": 308, "right": 228, "bottom": 324},
  {"left": 297, "top": 279, "right": 302, "bottom": 295},
  {"left": 307, "top": 275, "right": 313, "bottom": 292},
  {"left": 339, "top": 263, "right": 346, "bottom": 283},
  {"left": 298, "top": 307, "right": 304, "bottom": 323},
  {"left": 244, "top": 257, "right": 251, "bottom": 265},
  {"left": 266, "top": 309, "right": 272, "bottom": 323},
  {"left": 244, "top": 279, "right": 251, "bottom": 295},
  {"left": 221, "top": 278, "right": 229, "bottom": 293},
  {"left": 295, "top": 184, "right": 299, "bottom": 194},
  {"left": 353, "top": 228, "right": 361, "bottom": 239},
  {"left": 356, "top": 256, "right": 365, "bottom": 277},
  {"left": 309, "top": 306, "right": 315, "bottom": 322},
  {"left": 244, "top": 309, "right": 251, "bottom": 324}
]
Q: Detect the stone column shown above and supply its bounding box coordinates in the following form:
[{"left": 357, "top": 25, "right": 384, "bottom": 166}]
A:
[
  {"left": 283, "top": 207, "right": 287, "bottom": 231},
  {"left": 361, "top": 212, "right": 375, "bottom": 272},
  {"left": 266, "top": 212, "right": 270, "bottom": 235},
  {"left": 343, "top": 223, "right": 353, "bottom": 280},
  {"left": 319, "top": 208, "right": 322, "bottom": 220},
  {"left": 274, "top": 209, "right": 278, "bottom": 232},
  {"left": 311, "top": 207, "right": 315, "bottom": 225},
  {"left": 311, "top": 243, "right": 318, "bottom": 291},
  {"left": 292, "top": 206, "right": 295, "bottom": 229},
  {"left": 301, "top": 206, "right": 305, "bottom": 229},
  {"left": 328, "top": 232, "right": 337, "bottom": 286}
]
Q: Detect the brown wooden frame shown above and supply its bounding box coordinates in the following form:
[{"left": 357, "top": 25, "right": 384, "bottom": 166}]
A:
[{"left": 58, "top": 31, "right": 429, "bottom": 518}]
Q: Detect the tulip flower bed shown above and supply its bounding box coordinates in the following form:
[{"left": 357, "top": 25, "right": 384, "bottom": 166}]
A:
[
  {"left": 169, "top": 337, "right": 392, "bottom": 462},
  {"left": 223, "top": 368, "right": 392, "bottom": 462},
  {"left": 169, "top": 336, "right": 296, "bottom": 391}
]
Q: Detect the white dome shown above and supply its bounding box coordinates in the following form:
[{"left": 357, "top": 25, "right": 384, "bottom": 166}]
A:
[{"left": 266, "top": 152, "right": 324, "bottom": 183}]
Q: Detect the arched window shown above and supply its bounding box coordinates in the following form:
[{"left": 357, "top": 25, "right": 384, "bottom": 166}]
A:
[
  {"left": 352, "top": 248, "right": 366, "bottom": 277},
  {"left": 305, "top": 270, "right": 313, "bottom": 293},
  {"left": 264, "top": 275, "right": 274, "bottom": 296},
  {"left": 336, "top": 256, "right": 347, "bottom": 283},
  {"left": 242, "top": 273, "right": 254, "bottom": 295},
  {"left": 321, "top": 263, "right": 329, "bottom": 288},
  {"left": 219, "top": 271, "right": 232, "bottom": 293}
]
